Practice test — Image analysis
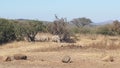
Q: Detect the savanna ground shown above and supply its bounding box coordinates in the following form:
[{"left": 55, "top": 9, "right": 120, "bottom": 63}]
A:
[{"left": 0, "top": 34, "right": 120, "bottom": 68}]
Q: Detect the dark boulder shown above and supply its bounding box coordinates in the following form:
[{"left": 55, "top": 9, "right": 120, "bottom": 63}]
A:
[{"left": 14, "top": 54, "right": 27, "bottom": 60}]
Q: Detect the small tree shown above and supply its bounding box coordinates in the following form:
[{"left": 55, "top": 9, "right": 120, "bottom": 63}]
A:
[
  {"left": 23, "top": 20, "right": 46, "bottom": 41},
  {"left": 111, "top": 20, "right": 120, "bottom": 35},
  {"left": 13, "top": 20, "right": 46, "bottom": 42},
  {"left": 71, "top": 17, "right": 93, "bottom": 27},
  {"left": 49, "top": 16, "right": 71, "bottom": 42}
]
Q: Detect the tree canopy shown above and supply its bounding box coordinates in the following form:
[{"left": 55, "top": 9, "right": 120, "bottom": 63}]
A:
[{"left": 71, "top": 17, "right": 93, "bottom": 27}]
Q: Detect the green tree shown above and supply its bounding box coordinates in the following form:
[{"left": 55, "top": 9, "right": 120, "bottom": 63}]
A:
[
  {"left": 13, "top": 21, "right": 26, "bottom": 41},
  {"left": 0, "top": 18, "right": 15, "bottom": 44},
  {"left": 14, "top": 20, "right": 46, "bottom": 42},
  {"left": 71, "top": 17, "right": 93, "bottom": 27}
]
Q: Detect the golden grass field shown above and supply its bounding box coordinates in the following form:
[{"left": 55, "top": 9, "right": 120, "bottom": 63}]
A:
[{"left": 0, "top": 34, "right": 120, "bottom": 68}]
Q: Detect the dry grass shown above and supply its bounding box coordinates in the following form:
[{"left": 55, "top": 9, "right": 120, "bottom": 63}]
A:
[
  {"left": 0, "top": 33, "right": 119, "bottom": 57},
  {"left": 87, "top": 40, "right": 120, "bottom": 50},
  {"left": 72, "top": 34, "right": 120, "bottom": 50},
  {"left": 0, "top": 33, "right": 120, "bottom": 50},
  {"left": 0, "top": 34, "right": 120, "bottom": 68},
  {"left": 80, "top": 35, "right": 120, "bottom": 50}
]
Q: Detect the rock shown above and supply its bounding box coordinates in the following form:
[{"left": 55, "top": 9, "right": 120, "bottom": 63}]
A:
[
  {"left": 5, "top": 56, "right": 12, "bottom": 61},
  {"left": 101, "top": 55, "right": 114, "bottom": 62},
  {"left": 51, "top": 35, "right": 60, "bottom": 43},
  {"left": 0, "top": 56, "right": 14, "bottom": 62},
  {"left": 14, "top": 54, "right": 27, "bottom": 60},
  {"left": 62, "top": 56, "right": 71, "bottom": 63},
  {"left": 35, "top": 35, "right": 50, "bottom": 42}
]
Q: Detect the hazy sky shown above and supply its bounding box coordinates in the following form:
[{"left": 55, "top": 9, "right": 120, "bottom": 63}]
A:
[{"left": 0, "top": 0, "right": 120, "bottom": 22}]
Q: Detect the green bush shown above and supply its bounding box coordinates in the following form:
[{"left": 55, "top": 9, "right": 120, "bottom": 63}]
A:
[
  {"left": 0, "top": 18, "right": 46, "bottom": 44},
  {"left": 0, "top": 18, "right": 15, "bottom": 44},
  {"left": 96, "top": 24, "right": 115, "bottom": 35},
  {"left": 13, "top": 20, "right": 46, "bottom": 42}
]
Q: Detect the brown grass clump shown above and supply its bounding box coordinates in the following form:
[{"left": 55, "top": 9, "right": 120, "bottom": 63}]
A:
[{"left": 87, "top": 38, "right": 120, "bottom": 50}]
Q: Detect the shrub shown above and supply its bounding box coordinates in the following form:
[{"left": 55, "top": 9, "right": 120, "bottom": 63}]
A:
[
  {"left": 96, "top": 25, "right": 113, "bottom": 35},
  {"left": 97, "top": 20, "right": 120, "bottom": 36},
  {"left": 13, "top": 20, "right": 46, "bottom": 42},
  {"left": 0, "top": 18, "right": 15, "bottom": 44}
]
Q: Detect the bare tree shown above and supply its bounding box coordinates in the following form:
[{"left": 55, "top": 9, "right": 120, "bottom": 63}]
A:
[{"left": 49, "top": 16, "right": 71, "bottom": 42}]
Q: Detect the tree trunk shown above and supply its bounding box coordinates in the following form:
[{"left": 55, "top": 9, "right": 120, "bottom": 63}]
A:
[
  {"left": 27, "top": 33, "right": 36, "bottom": 42},
  {"left": 29, "top": 36, "right": 35, "bottom": 42}
]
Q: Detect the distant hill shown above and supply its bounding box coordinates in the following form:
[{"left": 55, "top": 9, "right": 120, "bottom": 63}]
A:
[
  {"left": 92, "top": 20, "right": 114, "bottom": 25},
  {"left": 15, "top": 19, "right": 51, "bottom": 23},
  {"left": 14, "top": 19, "right": 116, "bottom": 26}
]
